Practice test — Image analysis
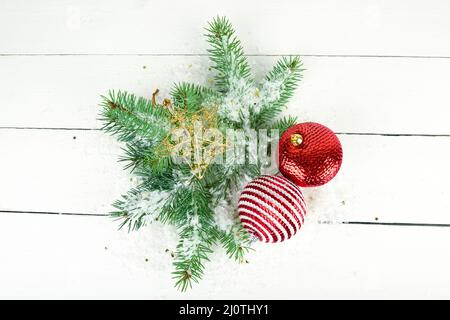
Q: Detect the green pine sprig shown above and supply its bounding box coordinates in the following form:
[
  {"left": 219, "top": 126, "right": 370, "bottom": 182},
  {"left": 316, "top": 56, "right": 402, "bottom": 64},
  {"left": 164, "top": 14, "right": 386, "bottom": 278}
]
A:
[
  {"left": 205, "top": 16, "right": 251, "bottom": 93},
  {"left": 251, "top": 56, "right": 304, "bottom": 128},
  {"left": 100, "top": 17, "right": 303, "bottom": 291}
]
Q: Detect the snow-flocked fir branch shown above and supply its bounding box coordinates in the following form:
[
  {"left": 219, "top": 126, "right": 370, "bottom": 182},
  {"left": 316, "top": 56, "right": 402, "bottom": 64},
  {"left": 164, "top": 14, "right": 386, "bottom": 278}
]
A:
[
  {"left": 100, "top": 17, "right": 303, "bottom": 291},
  {"left": 100, "top": 90, "right": 170, "bottom": 145},
  {"left": 112, "top": 186, "right": 169, "bottom": 232},
  {"left": 251, "top": 57, "right": 304, "bottom": 128},
  {"left": 100, "top": 91, "right": 172, "bottom": 172},
  {"left": 172, "top": 188, "right": 217, "bottom": 291},
  {"left": 205, "top": 17, "right": 251, "bottom": 94},
  {"left": 217, "top": 222, "right": 254, "bottom": 263}
]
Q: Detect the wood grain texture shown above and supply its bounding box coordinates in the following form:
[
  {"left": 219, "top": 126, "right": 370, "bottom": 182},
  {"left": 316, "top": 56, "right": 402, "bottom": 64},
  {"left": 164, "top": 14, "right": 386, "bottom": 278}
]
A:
[
  {"left": 1, "top": 0, "right": 450, "bottom": 56},
  {"left": 1, "top": 129, "right": 449, "bottom": 224},
  {"left": 2, "top": 55, "right": 450, "bottom": 134},
  {"left": 0, "top": 213, "right": 448, "bottom": 299}
]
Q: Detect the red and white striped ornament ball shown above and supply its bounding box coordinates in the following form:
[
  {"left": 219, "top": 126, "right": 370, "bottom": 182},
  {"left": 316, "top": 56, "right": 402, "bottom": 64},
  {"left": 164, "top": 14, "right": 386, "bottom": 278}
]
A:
[{"left": 238, "top": 175, "right": 306, "bottom": 243}]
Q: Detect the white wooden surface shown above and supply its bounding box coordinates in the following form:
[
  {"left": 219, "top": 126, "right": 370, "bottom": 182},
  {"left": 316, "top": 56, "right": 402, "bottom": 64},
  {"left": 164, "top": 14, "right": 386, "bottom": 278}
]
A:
[{"left": 1, "top": 0, "right": 450, "bottom": 299}]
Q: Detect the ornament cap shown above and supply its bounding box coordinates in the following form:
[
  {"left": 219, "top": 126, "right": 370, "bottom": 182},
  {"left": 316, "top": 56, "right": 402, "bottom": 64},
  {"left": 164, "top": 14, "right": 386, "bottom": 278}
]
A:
[{"left": 290, "top": 133, "right": 303, "bottom": 146}]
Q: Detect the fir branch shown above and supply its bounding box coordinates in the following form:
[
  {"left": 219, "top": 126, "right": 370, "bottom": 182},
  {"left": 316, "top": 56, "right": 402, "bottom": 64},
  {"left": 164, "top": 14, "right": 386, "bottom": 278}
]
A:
[
  {"left": 271, "top": 115, "right": 298, "bottom": 135},
  {"left": 100, "top": 90, "right": 171, "bottom": 145},
  {"left": 217, "top": 223, "right": 254, "bottom": 263},
  {"left": 170, "top": 181, "right": 217, "bottom": 291},
  {"left": 170, "top": 82, "right": 218, "bottom": 111},
  {"left": 251, "top": 56, "right": 303, "bottom": 128},
  {"left": 205, "top": 16, "right": 251, "bottom": 93},
  {"left": 101, "top": 17, "right": 304, "bottom": 292},
  {"left": 204, "top": 163, "right": 260, "bottom": 206},
  {"left": 119, "top": 142, "right": 154, "bottom": 172},
  {"left": 135, "top": 169, "right": 177, "bottom": 191},
  {"left": 117, "top": 138, "right": 173, "bottom": 173},
  {"left": 173, "top": 224, "right": 216, "bottom": 291},
  {"left": 158, "top": 173, "right": 213, "bottom": 225},
  {"left": 111, "top": 186, "right": 169, "bottom": 232}
]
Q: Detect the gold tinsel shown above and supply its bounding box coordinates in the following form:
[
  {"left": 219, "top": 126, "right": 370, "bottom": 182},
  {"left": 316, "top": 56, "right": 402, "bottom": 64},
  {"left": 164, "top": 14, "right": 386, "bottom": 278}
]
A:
[{"left": 155, "top": 92, "right": 227, "bottom": 179}]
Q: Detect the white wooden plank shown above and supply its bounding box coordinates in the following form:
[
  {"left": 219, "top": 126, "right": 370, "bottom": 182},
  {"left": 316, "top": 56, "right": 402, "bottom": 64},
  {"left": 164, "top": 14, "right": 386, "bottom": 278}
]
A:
[
  {"left": 1, "top": 0, "right": 450, "bottom": 56},
  {"left": 2, "top": 55, "right": 450, "bottom": 134},
  {"left": 0, "top": 129, "right": 130, "bottom": 215},
  {"left": 0, "top": 213, "right": 448, "bottom": 299},
  {"left": 303, "top": 134, "right": 450, "bottom": 225},
  {"left": 1, "top": 130, "right": 450, "bottom": 224}
]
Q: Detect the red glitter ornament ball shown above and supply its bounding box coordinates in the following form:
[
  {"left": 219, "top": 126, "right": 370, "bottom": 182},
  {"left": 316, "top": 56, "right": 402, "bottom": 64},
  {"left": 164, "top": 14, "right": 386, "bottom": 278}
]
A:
[
  {"left": 278, "top": 122, "right": 343, "bottom": 187},
  {"left": 238, "top": 175, "right": 307, "bottom": 243}
]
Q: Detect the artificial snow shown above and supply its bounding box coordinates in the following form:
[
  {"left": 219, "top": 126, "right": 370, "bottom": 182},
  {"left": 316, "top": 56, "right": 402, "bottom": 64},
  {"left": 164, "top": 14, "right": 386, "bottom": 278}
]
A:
[
  {"left": 123, "top": 190, "right": 169, "bottom": 226},
  {"left": 180, "top": 214, "right": 202, "bottom": 259},
  {"left": 213, "top": 198, "right": 236, "bottom": 232},
  {"left": 217, "top": 67, "right": 289, "bottom": 125},
  {"left": 212, "top": 173, "right": 253, "bottom": 233}
]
